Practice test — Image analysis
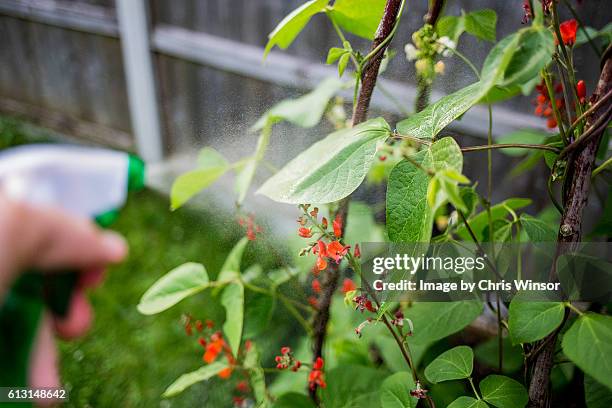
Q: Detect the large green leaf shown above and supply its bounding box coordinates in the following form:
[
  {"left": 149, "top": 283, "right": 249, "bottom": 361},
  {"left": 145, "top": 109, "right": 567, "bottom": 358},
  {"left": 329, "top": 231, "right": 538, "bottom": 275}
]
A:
[
  {"left": 480, "top": 375, "right": 528, "bottom": 408},
  {"left": 585, "top": 375, "right": 612, "bottom": 408},
  {"left": 162, "top": 362, "right": 227, "bottom": 397},
  {"left": 321, "top": 365, "right": 385, "bottom": 408},
  {"left": 464, "top": 9, "right": 497, "bottom": 42},
  {"left": 171, "top": 147, "right": 230, "bottom": 210},
  {"left": 519, "top": 214, "right": 557, "bottom": 242},
  {"left": 508, "top": 300, "right": 565, "bottom": 344},
  {"left": 562, "top": 313, "right": 612, "bottom": 390},
  {"left": 257, "top": 117, "right": 390, "bottom": 204},
  {"left": 404, "top": 301, "right": 483, "bottom": 344},
  {"left": 329, "top": 0, "right": 387, "bottom": 39},
  {"left": 264, "top": 0, "right": 327, "bottom": 57},
  {"left": 252, "top": 77, "right": 345, "bottom": 130},
  {"left": 380, "top": 372, "right": 418, "bottom": 408},
  {"left": 217, "top": 237, "right": 249, "bottom": 282},
  {"left": 386, "top": 152, "right": 433, "bottom": 243},
  {"left": 448, "top": 396, "right": 489, "bottom": 408},
  {"left": 221, "top": 282, "right": 244, "bottom": 358},
  {"left": 425, "top": 346, "right": 474, "bottom": 383},
  {"left": 387, "top": 137, "right": 463, "bottom": 243},
  {"left": 396, "top": 82, "right": 481, "bottom": 140},
  {"left": 137, "top": 263, "right": 210, "bottom": 315}
]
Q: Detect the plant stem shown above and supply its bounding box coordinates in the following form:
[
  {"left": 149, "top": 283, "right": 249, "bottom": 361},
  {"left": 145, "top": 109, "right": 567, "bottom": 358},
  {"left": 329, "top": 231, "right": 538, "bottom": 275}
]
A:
[
  {"left": 460, "top": 144, "right": 561, "bottom": 153},
  {"left": 310, "top": 1, "right": 405, "bottom": 402},
  {"left": 592, "top": 156, "right": 612, "bottom": 177},
  {"left": 527, "top": 52, "right": 611, "bottom": 408},
  {"left": 543, "top": 68, "right": 569, "bottom": 145},
  {"left": 468, "top": 377, "right": 481, "bottom": 399}
]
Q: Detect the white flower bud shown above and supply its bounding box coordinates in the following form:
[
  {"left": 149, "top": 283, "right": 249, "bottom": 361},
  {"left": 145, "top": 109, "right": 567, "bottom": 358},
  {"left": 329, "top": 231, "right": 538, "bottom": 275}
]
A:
[
  {"left": 434, "top": 60, "right": 445, "bottom": 75},
  {"left": 404, "top": 43, "right": 418, "bottom": 61}
]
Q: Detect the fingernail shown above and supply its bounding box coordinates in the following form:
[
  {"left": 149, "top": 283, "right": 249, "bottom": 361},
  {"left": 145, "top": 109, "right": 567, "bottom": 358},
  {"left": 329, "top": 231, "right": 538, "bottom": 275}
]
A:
[{"left": 101, "top": 231, "right": 128, "bottom": 261}]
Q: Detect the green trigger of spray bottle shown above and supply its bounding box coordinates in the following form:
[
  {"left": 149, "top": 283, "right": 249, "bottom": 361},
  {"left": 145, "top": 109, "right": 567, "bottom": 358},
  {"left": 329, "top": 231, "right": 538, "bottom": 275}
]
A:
[{"left": 0, "top": 144, "right": 145, "bottom": 391}]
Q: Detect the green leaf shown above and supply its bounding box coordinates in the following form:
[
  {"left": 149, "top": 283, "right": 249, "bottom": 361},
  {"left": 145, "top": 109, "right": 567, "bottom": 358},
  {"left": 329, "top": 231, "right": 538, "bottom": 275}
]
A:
[
  {"left": 252, "top": 77, "right": 344, "bottom": 130},
  {"left": 171, "top": 148, "right": 230, "bottom": 209},
  {"left": 436, "top": 15, "right": 465, "bottom": 43},
  {"left": 576, "top": 22, "right": 612, "bottom": 47},
  {"left": 585, "top": 375, "right": 612, "bottom": 408},
  {"left": 380, "top": 372, "right": 418, "bottom": 408},
  {"left": 405, "top": 301, "right": 483, "bottom": 344},
  {"left": 480, "top": 375, "right": 528, "bottom": 408},
  {"left": 455, "top": 198, "right": 532, "bottom": 241},
  {"left": 321, "top": 365, "right": 385, "bottom": 408},
  {"left": 264, "top": 0, "right": 327, "bottom": 57},
  {"left": 328, "top": 0, "right": 387, "bottom": 39},
  {"left": 387, "top": 137, "right": 463, "bottom": 243},
  {"left": 221, "top": 282, "right": 244, "bottom": 358},
  {"left": 425, "top": 346, "right": 474, "bottom": 383},
  {"left": 327, "top": 47, "right": 347, "bottom": 64},
  {"left": 562, "top": 313, "right": 612, "bottom": 390},
  {"left": 197, "top": 147, "right": 229, "bottom": 168},
  {"left": 273, "top": 393, "right": 316, "bottom": 408},
  {"left": 338, "top": 52, "right": 350, "bottom": 77},
  {"left": 464, "top": 9, "right": 497, "bottom": 42},
  {"left": 387, "top": 151, "right": 433, "bottom": 243},
  {"left": 162, "top": 362, "right": 227, "bottom": 397},
  {"left": 448, "top": 396, "right": 489, "bottom": 408},
  {"left": 137, "top": 263, "right": 210, "bottom": 315},
  {"left": 508, "top": 300, "right": 565, "bottom": 344},
  {"left": 396, "top": 82, "right": 482, "bottom": 140},
  {"left": 257, "top": 117, "right": 390, "bottom": 204},
  {"left": 244, "top": 343, "right": 270, "bottom": 407},
  {"left": 519, "top": 214, "right": 557, "bottom": 241},
  {"left": 217, "top": 237, "right": 249, "bottom": 282},
  {"left": 495, "top": 130, "right": 549, "bottom": 157},
  {"left": 243, "top": 292, "right": 275, "bottom": 338}
]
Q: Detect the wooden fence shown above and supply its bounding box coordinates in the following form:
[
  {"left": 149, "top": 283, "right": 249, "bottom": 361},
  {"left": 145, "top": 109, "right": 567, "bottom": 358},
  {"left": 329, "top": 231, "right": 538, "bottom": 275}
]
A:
[{"left": 0, "top": 0, "right": 608, "bottom": 167}]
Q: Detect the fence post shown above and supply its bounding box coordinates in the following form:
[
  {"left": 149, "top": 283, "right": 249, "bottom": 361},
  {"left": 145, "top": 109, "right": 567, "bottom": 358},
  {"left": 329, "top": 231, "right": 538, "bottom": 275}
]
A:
[{"left": 116, "top": 0, "right": 163, "bottom": 162}]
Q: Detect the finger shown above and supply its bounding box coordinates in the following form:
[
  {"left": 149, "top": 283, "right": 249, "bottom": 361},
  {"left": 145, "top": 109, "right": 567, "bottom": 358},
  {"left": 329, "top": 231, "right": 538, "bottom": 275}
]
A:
[
  {"left": 1, "top": 198, "right": 127, "bottom": 274},
  {"left": 79, "top": 267, "right": 106, "bottom": 289},
  {"left": 29, "top": 313, "right": 60, "bottom": 389},
  {"left": 53, "top": 289, "right": 92, "bottom": 339}
]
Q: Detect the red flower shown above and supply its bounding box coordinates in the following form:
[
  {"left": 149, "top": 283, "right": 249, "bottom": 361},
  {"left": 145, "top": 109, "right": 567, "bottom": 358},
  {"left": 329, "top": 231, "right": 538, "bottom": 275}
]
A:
[
  {"left": 308, "top": 357, "right": 326, "bottom": 390},
  {"left": 521, "top": 0, "right": 532, "bottom": 24},
  {"left": 206, "top": 319, "right": 214, "bottom": 329},
  {"left": 547, "top": 118, "right": 558, "bottom": 129},
  {"left": 203, "top": 339, "right": 224, "bottom": 363},
  {"left": 576, "top": 80, "right": 586, "bottom": 103},
  {"left": 559, "top": 19, "right": 578, "bottom": 46},
  {"left": 298, "top": 227, "right": 313, "bottom": 238},
  {"left": 342, "top": 278, "right": 356, "bottom": 294},
  {"left": 236, "top": 381, "right": 250, "bottom": 393},
  {"left": 312, "top": 279, "right": 321, "bottom": 293},
  {"left": 316, "top": 256, "right": 327, "bottom": 271},
  {"left": 308, "top": 296, "right": 318, "bottom": 308},
  {"left": 198, "top": 337, "right": 207, "bottom": 348},
  {"left": 353, "top": 293, "right": 377, "bottom": 313},
  {"left": 354, "top": 244, "right": 361, "bottom": 258},
  {"left": 333, "top": 215, "right": 343, "bottom": 238},
  {"left": 327, "top": 241, "right": 350, "bottom": 263},
  {"left": 313, "top": 240, "right": 327, "bottom": 257},
  {"left": 276, "top": 346, "right": 299, "bottom": 370},
  {"left": 321, "top": 217, "right": 328, "bottom": 229},
  {"left": 195, "top": 320, "right": 203, "bottom": 332},
  {"left": 218, "top": 367, "right": 233, "bottom": 379},
  {"left": 281, "top": 346, "right": 291, "bottom": 355}
]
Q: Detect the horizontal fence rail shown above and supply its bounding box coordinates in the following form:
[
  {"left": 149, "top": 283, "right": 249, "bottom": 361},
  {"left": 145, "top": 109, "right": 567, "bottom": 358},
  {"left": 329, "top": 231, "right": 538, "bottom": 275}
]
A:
[{"left": 0, "top": 0, "right": 548, "bottom": 150}]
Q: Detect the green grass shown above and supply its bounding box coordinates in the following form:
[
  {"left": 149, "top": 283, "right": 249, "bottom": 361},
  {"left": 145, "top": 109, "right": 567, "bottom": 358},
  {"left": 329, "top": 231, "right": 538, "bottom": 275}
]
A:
[{"left": 58, "top": 190, "right": 246, "bottom": 407}]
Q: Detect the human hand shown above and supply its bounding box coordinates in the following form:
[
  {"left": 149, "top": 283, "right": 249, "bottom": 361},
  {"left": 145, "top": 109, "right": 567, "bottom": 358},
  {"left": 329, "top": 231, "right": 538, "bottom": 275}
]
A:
[{"left": 0, "top": 196, "right": 127, "bottom": 390}]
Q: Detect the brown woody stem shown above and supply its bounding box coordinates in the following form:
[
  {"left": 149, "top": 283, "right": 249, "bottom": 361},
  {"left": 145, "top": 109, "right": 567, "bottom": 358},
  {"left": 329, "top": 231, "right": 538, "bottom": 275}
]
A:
[
  {"left": 527, "top": 53, "right": 611, "bottom": 408},
  {"left": 310, "top": 0, "right": 404, "bottom": 402}
]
